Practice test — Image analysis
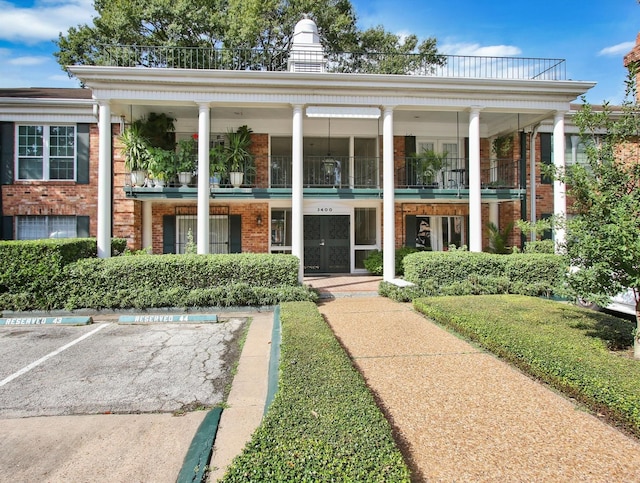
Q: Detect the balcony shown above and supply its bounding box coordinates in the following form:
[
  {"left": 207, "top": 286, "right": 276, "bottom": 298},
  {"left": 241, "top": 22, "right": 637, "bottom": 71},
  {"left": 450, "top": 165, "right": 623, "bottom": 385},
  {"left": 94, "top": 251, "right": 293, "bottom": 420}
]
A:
[
  {"left": 100, "top": 45, "right": 566, "bottom": 81},
  {"left": 271, "top": 156, "right": 380, "bottom": 188},
  {"left": 399, "top": 157, "right": 522, "bottom": 190},
  {"left": 124, "top": 157, "right": 523, "bottom": 198}
]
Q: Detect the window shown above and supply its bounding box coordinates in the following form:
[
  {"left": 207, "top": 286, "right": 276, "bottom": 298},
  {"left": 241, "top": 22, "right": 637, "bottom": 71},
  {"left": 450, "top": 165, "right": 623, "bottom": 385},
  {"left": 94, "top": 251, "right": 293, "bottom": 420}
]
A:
[
  {"left": 354, "top": 138, "right": 378, "bottom": 188},
  {"left": 16, "top": 216, "right": 78, "bottom": 240},
  {"left": 406, "top": 215, "right": 465, "bottom": 251},
  {"left": 176, "top": 215, "right": 229, "bottom": 254},
  {"left": 355, "top": 208, "right": 376, "bottom": 245},
  {"left": 355, "top": 208, "right": 377, "bottom": 269},
  {"left": 565, "top": 134, "right": 588, "bottom": 166},
  {"left": 17, "top": 125, "right": 76, "bottom": 180},
  {"left": 271, "top": 209, "right": 292, "bottom": 252}
]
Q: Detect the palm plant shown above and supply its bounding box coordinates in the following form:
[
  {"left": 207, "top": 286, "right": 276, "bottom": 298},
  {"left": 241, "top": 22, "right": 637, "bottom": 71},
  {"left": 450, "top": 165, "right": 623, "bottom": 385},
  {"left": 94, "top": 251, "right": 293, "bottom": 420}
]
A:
[
  {"left": 487, "top": 221, "right": 514, "bottom": 254},
  {"left": 119, "top": 125, "right": 151, "bottom": 172},
  {"left": 225, "top": 125, "right": 253, "bottom": 173}
]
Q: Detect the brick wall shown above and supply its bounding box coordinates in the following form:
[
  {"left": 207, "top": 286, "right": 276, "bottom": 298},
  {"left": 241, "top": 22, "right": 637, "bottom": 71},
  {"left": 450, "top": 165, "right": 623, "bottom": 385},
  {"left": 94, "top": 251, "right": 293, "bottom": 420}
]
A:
[
  {"left": 251, "top": 133, "right": 269, "bottom": 188},
  {"left": 111, "top": 124, "right": 143, "bottom": 249},
  {"left": 624, "top": 33, "right": 640, "bottom": 99},
  {"left": 148, "top": 201, "right": 270, "bottom": 254},
  {"left": 394, "top": 202, "right": 469, "bottom": 248},
  {"left": 2, "top": 124, "right": 101, "bottom": 237}
]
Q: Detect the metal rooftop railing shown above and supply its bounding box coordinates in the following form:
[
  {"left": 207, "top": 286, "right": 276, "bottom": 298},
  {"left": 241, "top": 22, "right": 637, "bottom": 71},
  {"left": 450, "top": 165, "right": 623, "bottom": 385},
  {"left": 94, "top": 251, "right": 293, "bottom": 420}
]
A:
[{"left": 98, "top": 45, "right": 567, "bottom": 81}]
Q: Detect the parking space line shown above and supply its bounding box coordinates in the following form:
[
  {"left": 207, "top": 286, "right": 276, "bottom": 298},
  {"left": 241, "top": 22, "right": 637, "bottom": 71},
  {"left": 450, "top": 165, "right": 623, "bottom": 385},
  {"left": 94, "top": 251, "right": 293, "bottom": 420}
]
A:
[{"left": 0, "top": 323, "right": 111, "bottom": 388}]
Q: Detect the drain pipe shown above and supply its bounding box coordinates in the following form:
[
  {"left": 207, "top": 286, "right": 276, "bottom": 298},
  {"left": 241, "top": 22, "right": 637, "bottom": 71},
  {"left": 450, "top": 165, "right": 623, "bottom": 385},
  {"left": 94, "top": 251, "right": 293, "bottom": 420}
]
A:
[{"left": 529, "top": 124, "right": 541, "bottom": 242}]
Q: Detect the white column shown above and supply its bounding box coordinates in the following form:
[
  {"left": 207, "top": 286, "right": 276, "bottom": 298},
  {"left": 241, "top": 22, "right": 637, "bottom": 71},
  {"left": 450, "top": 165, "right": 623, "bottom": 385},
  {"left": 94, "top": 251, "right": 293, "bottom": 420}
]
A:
[
  {"left": 142, "top": 201, "right": 152, "bottom": 250},
  {"left": 553, "top": 112, "right": 566, "bottom": 253},
  {"left": 468, "top": 107, "right": 482, "bottom": 252},
  {"left": 291, "top": 105, "right": 304, "bottom": 282},
  {"left": 382, "top": 106, "right": 395, "bottom": 282},
  {"left": 489, "top": 202, "right": 499, "bottom": 230},
  {"left": 197, "top": 103, "right": 211, "bottom": 254},
  {"left": 97, "top": 100, "right": 112, "bottom": 258}
]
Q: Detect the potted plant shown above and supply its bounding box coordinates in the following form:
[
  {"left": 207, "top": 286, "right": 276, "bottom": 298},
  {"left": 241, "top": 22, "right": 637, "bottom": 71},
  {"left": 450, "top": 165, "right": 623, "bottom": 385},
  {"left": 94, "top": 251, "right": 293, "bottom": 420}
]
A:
[
  {"left": 224, "top": 125, "right": 253, "bottom": 188},
  {"left": 176, "top": 135, "right": 197, "bottom": 187},
  {"left": 411, "top": 149, "right": 447, "bottom": 187},
  {"left": 209, "top": 144, "right": 227, "bottom": 188},
  {"left": 119, "top": 125, "right": 151, "bottom": 187},
  {"left": 148, "top": 147, "right": 177, "bottom": 187},
  {"left": 133, "top": 112, "right": 175, "bottom": 151}
]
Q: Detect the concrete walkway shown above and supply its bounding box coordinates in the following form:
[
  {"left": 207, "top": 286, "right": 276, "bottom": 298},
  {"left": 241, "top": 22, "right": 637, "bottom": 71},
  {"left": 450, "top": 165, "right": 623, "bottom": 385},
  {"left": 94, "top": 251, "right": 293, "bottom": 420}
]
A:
[{"left": 313, "top": 279, "right": 640, "bottom": 482}]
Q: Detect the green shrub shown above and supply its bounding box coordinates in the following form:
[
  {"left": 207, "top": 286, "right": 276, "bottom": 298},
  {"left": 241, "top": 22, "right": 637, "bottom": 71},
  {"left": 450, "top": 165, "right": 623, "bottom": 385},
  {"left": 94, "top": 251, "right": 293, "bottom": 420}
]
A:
[
  {"left": 379, "top": 280, "right": 437, "bottom": 302},
  {"left": 221, "top": 302, "right": 410, "bottom": 482},
  {"left": 0, "top": 239, "right": 102, "bottom": 309},
  {"left": 414, "top": 295, "right": 640, "bottom": 436},
  {"left": 439, "top": 275, "right": 511, "bottom": 296},
  {"left": 404, "top": 251, "right": 506, "bottom": 285},
  {"left": 363, "top": 247, "right": 421, "bottom": 276},
  {"left": 398, "top": 251, "right": 566, "bottom": 301},
  {"left": 0, "top": 253, "right": 307, "bottom": 311},
  {"left": 523, "top": 240, "right": 555, "bottom": 254}
]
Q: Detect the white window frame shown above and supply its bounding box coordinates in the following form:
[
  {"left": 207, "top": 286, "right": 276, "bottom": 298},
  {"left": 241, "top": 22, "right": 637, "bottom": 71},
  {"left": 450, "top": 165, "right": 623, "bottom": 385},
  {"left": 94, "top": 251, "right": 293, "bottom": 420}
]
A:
[
  {"left": 176, "top": 215, "right": 230, "bottom": 254},
  {"left": 16, "top": 215, "right": 78, "bottom": 240},
  {"left": 15, "top": 124, "right": 77, "bottom": 181}
]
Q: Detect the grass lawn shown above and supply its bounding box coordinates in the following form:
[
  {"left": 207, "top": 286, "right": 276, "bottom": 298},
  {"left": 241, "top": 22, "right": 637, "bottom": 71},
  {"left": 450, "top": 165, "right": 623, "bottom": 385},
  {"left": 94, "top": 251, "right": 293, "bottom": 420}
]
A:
[
  {"left": 219, "top": 301, "right": 410, "bottom": 482},
  {"left": 414, "top": 294, "right": 640, "bottom": 436}
]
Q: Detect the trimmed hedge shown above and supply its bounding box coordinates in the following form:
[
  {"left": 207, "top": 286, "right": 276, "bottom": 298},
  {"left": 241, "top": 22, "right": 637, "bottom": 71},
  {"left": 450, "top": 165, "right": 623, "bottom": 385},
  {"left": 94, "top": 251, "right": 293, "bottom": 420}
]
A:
[
  {"left": 414, "top": 295, "right": 640, "bottom": 436},
  {"left": 393, "top": 251, "right": 566, "bottom": 299},
  {"left": 0, "top": 252, "right": 315, "bottom": 311},
  {"left": 220, "top": 302, "right": 410, "bottom": 481},
  {"left": 0, "top": 238, "right": 126, "bottom": 309},
  {"left": 64, "top": 253, "right": 299, "bottom": 290},
  {"left": 363, "top": 247, "right": 421, "bottom": 276}
]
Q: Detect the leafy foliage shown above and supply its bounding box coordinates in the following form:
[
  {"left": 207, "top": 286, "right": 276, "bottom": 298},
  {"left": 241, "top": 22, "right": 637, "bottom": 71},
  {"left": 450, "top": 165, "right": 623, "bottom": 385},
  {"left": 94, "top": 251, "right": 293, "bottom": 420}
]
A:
[
  {"left": 55, "top": 0, "right": 443, "bottom": 76},
  {"left": 557, "top": 69, "right": 640, "bottom": 355},
  {"left": 363, "top": 246, "right": 420, "bottom": 276},
  {"left": 220, "top": 302, "right": 410, "bottom": 481},
  {"left": 0, "top": 238, "right": 125, "bottom": 310},
  {"left": 487, "top": 220, "right": 514, "bottom": 254},
  {"left": 0, "top": 251, "right": 314, "bottom": 311},
  {"left": 380, "top": 251, "right": 566, "bottom": 302},
  {"left": 414, "top": 295, "right": 640, "bottom": 436}
]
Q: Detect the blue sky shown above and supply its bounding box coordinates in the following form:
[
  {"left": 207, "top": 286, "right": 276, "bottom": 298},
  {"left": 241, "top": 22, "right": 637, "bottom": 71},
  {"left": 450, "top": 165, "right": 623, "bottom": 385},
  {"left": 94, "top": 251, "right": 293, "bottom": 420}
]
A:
[{"left": 1, "top": 0, "right": 639, "bottom": 104}]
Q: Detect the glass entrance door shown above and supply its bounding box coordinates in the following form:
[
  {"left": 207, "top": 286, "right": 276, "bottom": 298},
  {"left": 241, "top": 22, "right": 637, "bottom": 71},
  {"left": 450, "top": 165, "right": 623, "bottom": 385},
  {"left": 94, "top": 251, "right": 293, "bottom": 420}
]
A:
[{"left": 304, "top": 215, "right": 350, "bottom": 273}]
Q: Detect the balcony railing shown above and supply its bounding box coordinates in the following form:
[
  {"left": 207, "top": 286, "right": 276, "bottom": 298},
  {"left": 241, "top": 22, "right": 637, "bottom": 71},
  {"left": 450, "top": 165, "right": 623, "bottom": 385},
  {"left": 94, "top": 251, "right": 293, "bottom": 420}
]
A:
[
  {"left": 271, "top": 156, "right": 380, "bottom": 188},
  {"left": 99, "top": 45, "right": 566, "bottom": 81},
  {"left": 125, "top": 157, "right": 522, "bottom": 191},
  {"left": 398, "top": 157, "right": 522, "bottom": 189}
]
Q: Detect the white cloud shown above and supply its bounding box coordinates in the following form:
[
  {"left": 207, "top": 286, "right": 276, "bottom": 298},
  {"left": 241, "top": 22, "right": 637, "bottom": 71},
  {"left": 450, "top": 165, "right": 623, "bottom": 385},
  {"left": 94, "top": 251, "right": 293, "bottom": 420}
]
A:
[
  {"left": 598, "top": 41, "right": 635, "bottom": 57},
  {"left": 9, "top": 55, "right": 50, "bottom": 66},
  {"left": 0, "top": 0, "right": 96, "bottom": 44},
  {"left": 440, "top": 42, "right": 522, "bottom": 57},
  {"left": 0, "top": 60, "right": 78, "bottom": 88}
]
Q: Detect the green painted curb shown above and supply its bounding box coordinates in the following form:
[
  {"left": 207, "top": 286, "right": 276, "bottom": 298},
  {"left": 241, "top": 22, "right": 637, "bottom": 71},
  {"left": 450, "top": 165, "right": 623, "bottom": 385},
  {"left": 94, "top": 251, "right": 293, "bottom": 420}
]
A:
[
  {"left": 176, "top": 407, "right": 223, "bottom": 483},
  {"left": 0, "top": 316, "right": 92, "bottom": 326},
  {"left": 118, "top": 314, "right": 218, "bottom": 324},
  {"left": 264, "top": 305, "right": 281, "bottom": 415}
]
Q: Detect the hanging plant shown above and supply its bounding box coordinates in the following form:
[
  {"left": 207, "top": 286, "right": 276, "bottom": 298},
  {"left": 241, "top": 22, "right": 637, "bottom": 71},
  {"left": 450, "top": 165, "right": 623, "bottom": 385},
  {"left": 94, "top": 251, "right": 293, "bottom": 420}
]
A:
[{"left": 492, "top": 134, "right": 513, "bottom": 158}]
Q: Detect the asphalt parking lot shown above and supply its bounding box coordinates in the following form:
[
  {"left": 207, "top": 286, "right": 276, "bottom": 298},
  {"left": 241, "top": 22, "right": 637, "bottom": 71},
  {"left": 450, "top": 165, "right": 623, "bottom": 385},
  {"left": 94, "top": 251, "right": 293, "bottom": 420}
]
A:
[{"left": 0, "top": 311, "right": 254, "bottom": 482}]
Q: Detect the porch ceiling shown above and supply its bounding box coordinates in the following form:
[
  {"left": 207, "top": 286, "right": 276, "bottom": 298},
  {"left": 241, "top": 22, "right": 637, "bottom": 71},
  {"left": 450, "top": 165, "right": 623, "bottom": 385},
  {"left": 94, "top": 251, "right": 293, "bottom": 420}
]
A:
[{"left": 110, "top": 103, "right": 548, "bottom": 137}]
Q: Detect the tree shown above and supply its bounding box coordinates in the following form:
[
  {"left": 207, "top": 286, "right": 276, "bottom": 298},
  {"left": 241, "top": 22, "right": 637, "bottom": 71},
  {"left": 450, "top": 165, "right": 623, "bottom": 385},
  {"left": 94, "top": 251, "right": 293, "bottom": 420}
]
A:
[
  {"left": 560, "top": 68, "right": 640, "bottom": 358},
  {"left": 54, "top": 0, "right": 442, "bottom": 76}
]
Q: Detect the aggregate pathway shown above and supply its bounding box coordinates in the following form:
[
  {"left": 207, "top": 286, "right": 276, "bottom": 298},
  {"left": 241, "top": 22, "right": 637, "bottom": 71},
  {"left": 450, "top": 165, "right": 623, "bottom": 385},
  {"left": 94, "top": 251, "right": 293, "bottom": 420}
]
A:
[{"left": 318, "top": 296, "right": 640, "bottom": 482}]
